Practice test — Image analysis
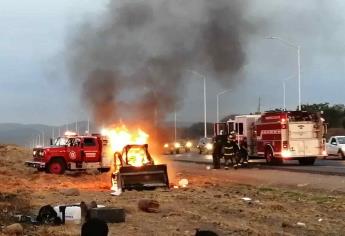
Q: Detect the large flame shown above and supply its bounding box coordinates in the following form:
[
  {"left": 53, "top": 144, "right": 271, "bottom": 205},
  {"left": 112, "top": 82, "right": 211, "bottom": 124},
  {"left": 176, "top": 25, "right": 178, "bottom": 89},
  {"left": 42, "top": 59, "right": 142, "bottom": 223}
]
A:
[{"left": 101, "top": 125, "right": 149, "bottom": 153}]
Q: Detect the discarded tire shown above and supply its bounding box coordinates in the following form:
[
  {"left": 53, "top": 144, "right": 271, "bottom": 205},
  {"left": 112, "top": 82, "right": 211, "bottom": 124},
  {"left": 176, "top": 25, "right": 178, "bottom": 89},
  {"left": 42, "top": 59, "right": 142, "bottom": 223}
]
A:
[{"left": 89, "top": 207, "right": 125, "bottom": 223}]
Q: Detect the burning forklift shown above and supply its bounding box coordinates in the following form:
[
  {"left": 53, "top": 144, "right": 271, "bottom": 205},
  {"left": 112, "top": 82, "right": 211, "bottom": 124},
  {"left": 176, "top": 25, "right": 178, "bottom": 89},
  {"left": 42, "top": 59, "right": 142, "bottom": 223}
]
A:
[{"left": 111, "top": 144, "right": 169, "bottom": 192}]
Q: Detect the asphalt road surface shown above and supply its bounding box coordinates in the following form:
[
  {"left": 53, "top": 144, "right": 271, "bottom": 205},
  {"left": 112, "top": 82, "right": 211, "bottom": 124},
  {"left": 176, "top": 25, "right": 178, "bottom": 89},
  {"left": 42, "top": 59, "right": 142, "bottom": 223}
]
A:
[{"left": 168, "top": 152, "right": 345, "bottom": 176}]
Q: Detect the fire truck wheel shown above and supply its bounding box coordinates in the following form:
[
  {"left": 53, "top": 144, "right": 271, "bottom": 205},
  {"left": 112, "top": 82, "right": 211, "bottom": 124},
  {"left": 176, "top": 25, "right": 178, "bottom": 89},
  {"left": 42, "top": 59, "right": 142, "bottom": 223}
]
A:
[
  {"left": 338, "top": 150, "right": 345, "bottom": 160},
  {"left": 264, "top": 149, "right": 274, "bottom": 165},
  {"left": 298, "top": 157, "right": 316, "bottom": 165},
  {"left": 47, "top": 159, "right": 66, "bottom": 174}
]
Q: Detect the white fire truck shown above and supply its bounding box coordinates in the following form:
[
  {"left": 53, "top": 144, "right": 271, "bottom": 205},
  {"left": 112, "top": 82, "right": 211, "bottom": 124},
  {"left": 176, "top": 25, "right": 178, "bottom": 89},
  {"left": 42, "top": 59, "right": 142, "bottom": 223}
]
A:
[{"left": 214, "top": 111, "right": 327, "bottom": 165}]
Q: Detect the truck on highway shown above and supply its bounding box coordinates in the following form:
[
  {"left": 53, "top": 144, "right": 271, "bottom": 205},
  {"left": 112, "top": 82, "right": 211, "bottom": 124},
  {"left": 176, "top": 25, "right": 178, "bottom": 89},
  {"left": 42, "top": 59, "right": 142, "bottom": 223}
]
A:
[
  {"left": 214, "top": 111, "right": 327, "bottom": 165},
  {"left": 326, "top": 136, "right": 345, "bottom": 159},
  {"left": 25, "top": 132, "right": 112, "bottom": 174}
]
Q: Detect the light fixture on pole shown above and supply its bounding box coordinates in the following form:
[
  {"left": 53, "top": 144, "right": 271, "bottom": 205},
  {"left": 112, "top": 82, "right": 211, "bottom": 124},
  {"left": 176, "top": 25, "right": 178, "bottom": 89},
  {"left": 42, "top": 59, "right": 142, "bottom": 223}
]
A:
[
  {"left": 266, "top": 36, "right": 301, "bottom": 110},
  {"left": 216, "top": 89, "right": 232, "bottom": 122},
  {"left": 187, "top": 69, "right": 207, "bottom": 138}
]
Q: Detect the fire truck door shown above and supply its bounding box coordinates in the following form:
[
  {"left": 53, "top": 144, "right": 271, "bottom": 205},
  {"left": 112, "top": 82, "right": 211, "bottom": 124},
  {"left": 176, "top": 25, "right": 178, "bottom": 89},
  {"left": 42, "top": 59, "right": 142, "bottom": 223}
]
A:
[
  {"left": 66, "top": 138, "right": 82, "bottom": 162},
  {"left": 82, "top": 138, "right": 99, "bottom": 162}
]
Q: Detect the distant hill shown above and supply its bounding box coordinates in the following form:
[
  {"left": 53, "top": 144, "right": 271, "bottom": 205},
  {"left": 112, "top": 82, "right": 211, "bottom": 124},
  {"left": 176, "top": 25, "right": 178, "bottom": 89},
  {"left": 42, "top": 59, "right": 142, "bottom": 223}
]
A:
[
  {"left": 0, "top": 121, "right": 197, "bottom": 147},
  {"left": 0, "top": 121, "right": 95, "bottom": 147}
]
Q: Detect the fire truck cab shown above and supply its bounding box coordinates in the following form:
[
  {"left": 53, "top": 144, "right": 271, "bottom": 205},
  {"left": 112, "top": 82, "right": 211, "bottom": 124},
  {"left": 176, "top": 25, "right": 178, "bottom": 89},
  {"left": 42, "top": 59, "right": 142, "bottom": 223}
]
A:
[
  {"left": 215, "top": 111, "right": 327, "bottom": 165},
  {"left": 25, "top": 132, "right": 112, "bottom": 174}
]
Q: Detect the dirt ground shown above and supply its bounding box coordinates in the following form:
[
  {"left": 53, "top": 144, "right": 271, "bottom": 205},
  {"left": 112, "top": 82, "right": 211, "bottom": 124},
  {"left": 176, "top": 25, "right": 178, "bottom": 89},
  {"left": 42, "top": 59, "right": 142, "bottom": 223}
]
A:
[{"left": 1, "top": 145, "right": 345, "bottom": 235}]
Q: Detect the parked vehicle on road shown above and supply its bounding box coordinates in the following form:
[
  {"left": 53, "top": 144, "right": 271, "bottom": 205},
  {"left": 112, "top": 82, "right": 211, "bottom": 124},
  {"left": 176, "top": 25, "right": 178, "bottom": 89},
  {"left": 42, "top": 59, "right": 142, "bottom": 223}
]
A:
[
  {"left": 163, "top": 140, "right": 193, "bottom": 154},
  {"left": 326, "top": 136, "right": 345, "bottom": 159},
  {"left": 197, "top": 137, "right": 213, "bottom": 154}
]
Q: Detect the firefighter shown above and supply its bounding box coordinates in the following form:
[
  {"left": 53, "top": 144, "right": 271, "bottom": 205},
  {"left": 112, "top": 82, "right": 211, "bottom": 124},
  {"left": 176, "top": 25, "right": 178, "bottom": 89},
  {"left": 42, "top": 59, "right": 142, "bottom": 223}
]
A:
[
  {"left": 212, "top": 137, "right": 223, "bottom": 169},
  {"left": 239, "top": 137, "right": 249, "bottom": 167},
  {"left": 223, "top": 133, "right": 239, "bottom": 169}
]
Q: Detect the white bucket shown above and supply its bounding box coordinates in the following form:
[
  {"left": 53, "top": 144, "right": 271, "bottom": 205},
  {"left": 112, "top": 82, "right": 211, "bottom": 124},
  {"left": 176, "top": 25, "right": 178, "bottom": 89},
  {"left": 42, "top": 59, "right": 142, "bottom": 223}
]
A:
[
  {"left": 53, "top": 204, "right": 106, "bottom": 224},
  {"left": 54, "top": 205, "right": 81, "bottom": 224}
]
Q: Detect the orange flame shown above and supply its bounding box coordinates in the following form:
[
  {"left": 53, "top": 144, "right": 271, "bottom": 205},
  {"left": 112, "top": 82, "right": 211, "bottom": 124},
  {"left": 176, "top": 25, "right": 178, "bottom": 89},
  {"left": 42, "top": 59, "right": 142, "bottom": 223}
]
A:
[{"left": 101, "top": 125, "right": 149, "bottom": 153}]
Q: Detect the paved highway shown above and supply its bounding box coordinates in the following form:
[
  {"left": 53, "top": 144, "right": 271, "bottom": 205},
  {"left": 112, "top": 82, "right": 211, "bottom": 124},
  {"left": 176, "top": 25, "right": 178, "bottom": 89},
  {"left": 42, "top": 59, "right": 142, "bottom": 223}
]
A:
[{"left": 168, "top": 152, "right": 345, "bottom": 176}]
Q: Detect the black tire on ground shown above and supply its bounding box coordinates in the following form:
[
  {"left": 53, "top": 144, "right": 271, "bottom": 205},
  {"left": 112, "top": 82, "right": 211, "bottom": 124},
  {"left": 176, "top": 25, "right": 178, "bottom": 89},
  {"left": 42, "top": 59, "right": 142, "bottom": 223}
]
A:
[
  {"left": 175, "top": 149, "right": 180, "bottom": 154},
  {"left": 298, "top": 157, "right": 316, "bottom": 165},
  {"left": 265, "top": 148, "right": 283, "bottom": 165},
  {"left": 265, "top": 148, "right": 274, "bottom": 165},
  {"left": 338, "top": 150, "right": 345, "bottom": 160},
  {"left": 46, "top": 159, "right": 66, "bottom": 174},
  {"left": 98, "top": 167, "right": 111, "bottom": 173}
]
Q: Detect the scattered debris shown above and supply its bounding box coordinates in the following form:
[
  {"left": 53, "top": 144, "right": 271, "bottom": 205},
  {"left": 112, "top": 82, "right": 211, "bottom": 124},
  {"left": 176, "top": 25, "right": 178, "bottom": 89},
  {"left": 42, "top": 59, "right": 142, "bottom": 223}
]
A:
[
  {"left": 178, "top": 178, "right": 189, "bottom": 188},
  {"left": 297, "top": 183, "right": 309, "bottom": 188},
  {"left": 3, "top": 223, "right": 23, "bottom": 235},
  {"left": 241, "top": 197, "right": 252, "bottom": 201},
  {"left": 206, "top": 166, "right": 211, "bottom": 170},
  {"left": 318, "top": 218, "right": 323, "bottom": 222},
  {"left": 296, "top": 222, "right": 306, "bottom": 227},
  {"left": 110, "top": 185, "right": 122, "bottom": 196},
  {"left": 281, "top": 222, "right": 290, "bottom": 228},
  {"left": 37, "top": 205, "right": 62, "bottom": 225},
  {"left": 60, "top": 188, "right": 80, "bottom": 196},
  {"left": 138, "top": 199, "right": 160, "bottom": 213},
  {"left": 195, "top": 229, "right": 218, "bottom": 236}
]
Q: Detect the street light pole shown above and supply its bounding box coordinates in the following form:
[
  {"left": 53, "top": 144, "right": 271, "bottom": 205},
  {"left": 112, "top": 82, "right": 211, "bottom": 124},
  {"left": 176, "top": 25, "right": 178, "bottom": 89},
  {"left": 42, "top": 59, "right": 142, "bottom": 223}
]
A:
[
  {"left": 188, "top": 70, "right": 207, "bottom": 138},
  {"left": 216, "top": 89, "right": 232, "bottom": 122},
  {"left": 203, "top": 77, "right": 207, "bottom": 138},
  {"left": 283, "top": 81, "right": 286, "bottom": 111},
  {"left": 266, "top": 36, "right": 301, "bottom": 110},
  {"left": 174, "top": 111, "right": 177, "bottom": 142},
  {"left": 297, "top": 46, "right": 301, "bottom": 111}
]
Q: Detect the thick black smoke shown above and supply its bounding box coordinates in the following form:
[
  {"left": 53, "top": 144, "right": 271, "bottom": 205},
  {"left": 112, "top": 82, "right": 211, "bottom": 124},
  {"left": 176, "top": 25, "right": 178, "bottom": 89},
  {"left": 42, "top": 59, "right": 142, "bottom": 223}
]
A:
[{"left": 66, "top": 0, "right": 259, "bottom": 127}]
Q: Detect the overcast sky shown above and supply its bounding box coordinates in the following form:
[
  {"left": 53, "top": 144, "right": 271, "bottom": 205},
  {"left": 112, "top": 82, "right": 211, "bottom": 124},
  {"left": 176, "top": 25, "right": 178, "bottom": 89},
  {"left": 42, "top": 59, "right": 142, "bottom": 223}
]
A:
[{"left": 1, "top": 0, "right": 345, "bottom": 125}]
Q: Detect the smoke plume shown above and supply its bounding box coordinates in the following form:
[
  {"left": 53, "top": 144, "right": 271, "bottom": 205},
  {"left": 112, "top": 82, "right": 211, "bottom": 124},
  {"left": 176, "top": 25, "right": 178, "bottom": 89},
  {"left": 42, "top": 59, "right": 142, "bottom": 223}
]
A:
[{"left": 66, "top": 0, "right": 260, "bottom": 127}]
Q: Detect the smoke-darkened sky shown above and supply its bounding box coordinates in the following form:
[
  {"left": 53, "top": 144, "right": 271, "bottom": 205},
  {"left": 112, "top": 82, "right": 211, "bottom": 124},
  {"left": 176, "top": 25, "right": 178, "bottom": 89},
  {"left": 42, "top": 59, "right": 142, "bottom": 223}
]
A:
[{"left": 1, "top": 0, "right": 345, "bottom": 125}]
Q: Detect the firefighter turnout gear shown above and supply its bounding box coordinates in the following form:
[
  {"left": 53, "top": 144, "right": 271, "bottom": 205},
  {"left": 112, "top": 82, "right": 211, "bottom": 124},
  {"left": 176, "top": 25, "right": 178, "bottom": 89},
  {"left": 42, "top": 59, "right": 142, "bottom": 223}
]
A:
[
  {"left": 223, "top": 138, "right": 239, "bottom": 169},
  {"left": 239, "top": 137, "right": 249, "bottom": 166},
  {"left": 212, "top": 137, "right": 223, "bottom": 169}
]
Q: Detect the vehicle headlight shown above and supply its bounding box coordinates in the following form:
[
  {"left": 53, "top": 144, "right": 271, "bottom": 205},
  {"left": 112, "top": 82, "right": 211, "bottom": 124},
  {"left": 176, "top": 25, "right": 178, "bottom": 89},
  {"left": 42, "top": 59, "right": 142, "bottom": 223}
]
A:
[
  {"left": 174, "top": 142, "right": 181, "bottom": 148},
  {"left": 281, "top": 150, "right": 291, "bottom": 158},
  {"left": 33, "top": 150, "right": 37, "bottom": 156},
  {"left": 164, "top": 143, "right": 169, "bottom": 148},
  {"left": 186, "top": 141, "right": 192, "bottom": 148},
  {"left": 206, "top": 143, "right": 213, "bottom": 150}
]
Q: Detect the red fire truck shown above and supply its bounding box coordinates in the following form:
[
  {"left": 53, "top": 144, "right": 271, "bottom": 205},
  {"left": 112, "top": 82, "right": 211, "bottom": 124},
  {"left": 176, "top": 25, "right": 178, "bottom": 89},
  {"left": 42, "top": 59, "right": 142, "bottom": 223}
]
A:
[
  {"left": 214, "top": 111, "right": 327, "bottom": 165},
  {"left": 25, "top": 132, "right": 112, "bottom": 174}
]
